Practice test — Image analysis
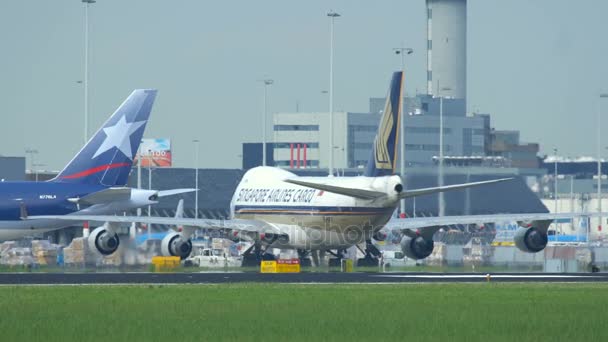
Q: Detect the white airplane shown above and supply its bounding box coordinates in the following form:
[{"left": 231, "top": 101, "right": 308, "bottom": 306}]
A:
[{"left": 33, "top": 72, "right": 592, "bottom": 266}]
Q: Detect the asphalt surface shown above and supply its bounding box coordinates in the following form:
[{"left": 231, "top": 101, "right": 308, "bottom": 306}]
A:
[{"left": 1, "top": 272, "right": 608, "bottom": 285}]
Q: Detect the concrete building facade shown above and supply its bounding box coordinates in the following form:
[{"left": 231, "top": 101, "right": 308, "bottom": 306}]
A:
[
  {"left": 272, "top": 111, "right": 355, "bottom": 169},
  {"left": 272, "top": 107, "right": 488, "bottom": 169}
]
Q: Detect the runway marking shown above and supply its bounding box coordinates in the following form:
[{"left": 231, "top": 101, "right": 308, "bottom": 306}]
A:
[
  {"left": 1, "top": 273, "right": 607, "bottom": 285},
  {"left": 376, "top": 274, "right": 604, "bottom": 279}
]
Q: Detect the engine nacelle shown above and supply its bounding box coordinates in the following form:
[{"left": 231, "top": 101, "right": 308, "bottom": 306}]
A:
[
  {"left": 400, "top": 235, "right": 434, "bottom": 260},
  {"left": 372, "top": 230, "right": 388, "bottom": 242},
  {"left": 514, "top": 227, "right": 548, "bottom": 253},
  {"left": 88, "top": 226, "right": 120, "bottom": 255},
  {"left": 161, "top": 231, "right": 193, "bottom": 260},
  {"left": 260, "top": 232, "right": 280, "bottom": 244},
  {"left": 230, "top": 230, "right": 254, "bottom": 242}
]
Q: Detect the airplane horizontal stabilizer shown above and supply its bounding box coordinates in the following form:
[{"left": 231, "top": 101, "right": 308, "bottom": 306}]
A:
[
  {"left": 68, "top": 187, "right": 132, "bottom": 205},
  {"left": 157, "top": 188, "right": 197, "bottom": 198},
  {"left": 284, "top": 179, "right": 385, "bottom": 200},
  {"left": 399, "top": 178, "right": 513, "bottom": 199}
]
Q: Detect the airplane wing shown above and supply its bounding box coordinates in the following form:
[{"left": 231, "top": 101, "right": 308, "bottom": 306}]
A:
[
  {"left": 67, "top": 188, "right": 196, "bottom": 205},
  {"left": 383, "top": 212, "right": 596, "bottom": 239},
  {"left": 29, "top": 214, "right": 279, "bottom": 235},
  {"left": 33, "top": 212, "right": 585, "bottom": 236},
  {"left": 68, "top": 187, "right": 132, "bottom": 205},
  {"left": 384, "top": 212, "right": 599, "bottom": 230}
]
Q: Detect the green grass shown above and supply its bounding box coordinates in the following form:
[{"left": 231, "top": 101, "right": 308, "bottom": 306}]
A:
[{"left": 1, "top": 283, "right": 607, "bottom": 341}]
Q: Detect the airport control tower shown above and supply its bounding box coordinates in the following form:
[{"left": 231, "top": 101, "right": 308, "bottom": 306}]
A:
[{"left": 426, "top": 0, "right": 467, "bottom": 100}]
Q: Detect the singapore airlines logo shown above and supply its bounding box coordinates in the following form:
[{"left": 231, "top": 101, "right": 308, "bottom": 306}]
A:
[{"left": 374, "top": 100, "right": 394, "bottom": 170}]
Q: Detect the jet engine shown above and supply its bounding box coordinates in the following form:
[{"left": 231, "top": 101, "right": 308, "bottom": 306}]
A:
[
  {"left": 400, "top": 235, "right": 434, "bottom": 260},
  {"left": 514, "top": 220, "right": 551, "bottom": 253},
  {"left": 88, "top": 226, "right": 120, "bottom": 255},
  {"left": 161, "top": 231, "right": 193, "bottom": 260},
  {"left": 514, "top": 227, "right": 548, "bottom": 253},
  {"left": 260, "top": 232, "right": 278, "bottom": 244},
  {"left": 372, "top": 230, "right": 388, "bottom": 242}
]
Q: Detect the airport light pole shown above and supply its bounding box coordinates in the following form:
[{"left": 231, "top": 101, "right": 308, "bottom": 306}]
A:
[
  {"left": 33, "top": 163, "right": 45, "bottom": 182},
  {"left": 438, "top": 86, "right": 451, "bottom": 217},
  {"left": 393, "top": 46, "right": 413, "bottom": 217},
  {"left": 321, "top": 90, "right": 328, "bottom": 112},
  {"left": 147, "top": 150, "right": 152, "bottom": 239},
  {"left": 261, "top": 79, "right": 273, "bottom": 167},
  {"left": 82, "top": 0, "right": 95, "bottom": 144},
  {"left": 553, "top": 148, "right": 558, "bottom": 236},
  {"left": 136, "top": 143, "right": 142, "bottom": 218},
  {"left": 597, "top": 94, "right": 608, "bottom": 233},
  {"left": 133, "top": 144, "right": 142, "bottom": 239},
  {"left": 193, "top": 139, "right": 200, "bottom": 219},
  {"left": 327, "top": 10, "right": 340, "bottom": 176}
]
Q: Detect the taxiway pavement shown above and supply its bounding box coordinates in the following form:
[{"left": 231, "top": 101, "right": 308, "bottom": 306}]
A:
[{"left": 1, "top": 272, "right": 607, "bottom": 285}]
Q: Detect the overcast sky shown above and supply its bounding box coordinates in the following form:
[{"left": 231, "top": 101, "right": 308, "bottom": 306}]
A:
[{"left": 1, "top": 0, "right": 607, "bottom": 170}]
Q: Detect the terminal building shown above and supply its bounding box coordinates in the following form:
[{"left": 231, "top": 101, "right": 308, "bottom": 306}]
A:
[
  {"left": 245, "top": 93, "right": 539, "bottom": 173},
  {"left": 267, "top": 95, "right": 486, "bottom": 169},
  {"left": 0, "top": 156, "right": 25, "bottom": 181},
  {"left": 271, "top": 111, "right": 384, "bottom": 169}
]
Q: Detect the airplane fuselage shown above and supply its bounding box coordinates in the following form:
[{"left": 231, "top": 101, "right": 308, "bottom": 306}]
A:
[
  {"left": 0, "top": 181, "right": 158, "bottom": 240},
  {"left": 0, "top": 181, "right": 100, "bottom": 238},
  {"left": 230, "top": 167, "right": 400, "bottom": 250}
]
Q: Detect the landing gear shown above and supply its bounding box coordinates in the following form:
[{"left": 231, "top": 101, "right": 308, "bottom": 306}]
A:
[
  {"left": 241, "top": 242, "right": 263, "bottom": 267},
  {"left": 310, "top": 250, "right": 328, "bottom": 267},
  {"left": 356, "top": 240, "right": 381, "bottom": 267},
  {"left": 242, "top": 241, "right": 276, "bottom": 267},
  {"left": 241, "top": 233, "right": 280, "bottom": 267},
  {"left": 297, "top": 249, "right": 312, "bottom": 267},
  {"left": 327, "top": 249, "right": 346, "bottom": 268}
]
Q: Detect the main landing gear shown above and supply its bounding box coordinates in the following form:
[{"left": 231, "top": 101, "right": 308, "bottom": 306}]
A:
[
  {"left": 327, "top": 249, "right": 347, "bottom": 268},
  {"left": 241, "top": 241, "right": 276, "bottom": 267},
  {"left": 297, "top": 249, "right": 312, "bottom": 267},
  {"left": 356, "top": 240, "right": 381, "bottom": 267}
]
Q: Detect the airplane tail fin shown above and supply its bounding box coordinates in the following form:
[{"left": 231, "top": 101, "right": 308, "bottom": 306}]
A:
[
  {"left": 51, "top": 89, "right": 157, "bottom": 186},
  {"left": 364, "top": 71, "right": 404, "bottom": 177},
  {"left": 175, "top": 199, "right": 184, "bottom": 219}
]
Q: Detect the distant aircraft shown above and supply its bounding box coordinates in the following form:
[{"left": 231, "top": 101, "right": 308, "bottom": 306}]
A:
[
  {"left": 2, "top": 89, "right": 193, "bottom": 254},
  {"left": 35, "top": 73, "right": 593, "bottom": 266}
]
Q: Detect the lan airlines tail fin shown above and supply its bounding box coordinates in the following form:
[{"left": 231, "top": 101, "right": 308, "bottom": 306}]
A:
[
  {"left": 364, "top": 71, "right": 404, "bottom": 177},
  {"left": 51, "top": 89, "right": 157, "bottom": 187}
]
